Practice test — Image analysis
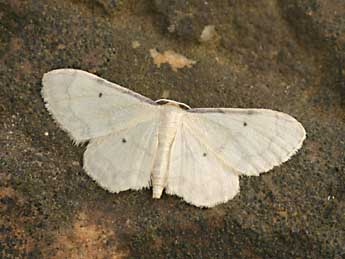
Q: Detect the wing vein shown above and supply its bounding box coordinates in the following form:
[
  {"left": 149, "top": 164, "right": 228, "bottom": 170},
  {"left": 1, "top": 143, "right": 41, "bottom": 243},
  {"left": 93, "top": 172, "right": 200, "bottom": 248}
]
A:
[{"left": 183, "top": 119, "right": 242, "bottom": 174}]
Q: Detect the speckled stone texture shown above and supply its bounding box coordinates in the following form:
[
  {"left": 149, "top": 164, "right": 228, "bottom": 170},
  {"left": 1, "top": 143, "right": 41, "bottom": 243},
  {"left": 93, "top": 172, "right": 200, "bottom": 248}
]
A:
[{"left": 0, "top": 0, "right": 344, "bottom": 258}]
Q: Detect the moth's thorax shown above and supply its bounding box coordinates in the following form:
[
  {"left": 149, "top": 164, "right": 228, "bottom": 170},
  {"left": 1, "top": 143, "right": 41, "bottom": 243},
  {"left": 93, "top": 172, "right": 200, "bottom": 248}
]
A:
[
  {"left": 158, "top": 104, "right": 184, "bottom": 139},
  {"left": 151, "top": 104, "right": 184, "bottom": 199}
]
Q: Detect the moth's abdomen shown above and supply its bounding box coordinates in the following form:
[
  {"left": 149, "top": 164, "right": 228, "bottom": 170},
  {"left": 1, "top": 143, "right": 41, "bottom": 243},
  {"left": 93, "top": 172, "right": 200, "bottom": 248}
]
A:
[{"left": 152, "top": 106, "right": 183, "bottom": 198}]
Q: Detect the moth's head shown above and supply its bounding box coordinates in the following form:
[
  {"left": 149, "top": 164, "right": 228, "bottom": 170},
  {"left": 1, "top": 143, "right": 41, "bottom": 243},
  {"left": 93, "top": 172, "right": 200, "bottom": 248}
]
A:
[{"left": 155, "top": 99, "right": 191, "bottom": 110}]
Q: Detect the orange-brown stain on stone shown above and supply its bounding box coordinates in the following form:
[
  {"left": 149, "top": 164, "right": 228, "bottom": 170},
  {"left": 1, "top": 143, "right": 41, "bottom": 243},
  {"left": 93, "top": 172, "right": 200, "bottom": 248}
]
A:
[{"left": 49, "top": 211, "right": 128, "bottom": 259}]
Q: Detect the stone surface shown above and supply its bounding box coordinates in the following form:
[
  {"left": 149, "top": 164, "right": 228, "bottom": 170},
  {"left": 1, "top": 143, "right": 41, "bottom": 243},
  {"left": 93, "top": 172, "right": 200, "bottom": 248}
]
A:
[{"left": 1, "top": 0, "right": 345, "bottom": 258}]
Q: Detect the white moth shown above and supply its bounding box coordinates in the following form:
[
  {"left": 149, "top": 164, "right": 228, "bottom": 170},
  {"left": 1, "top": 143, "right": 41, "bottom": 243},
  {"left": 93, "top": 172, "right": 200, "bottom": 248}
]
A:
[{"left": 42, "top": 69, "right": 306, "bottom": 207}]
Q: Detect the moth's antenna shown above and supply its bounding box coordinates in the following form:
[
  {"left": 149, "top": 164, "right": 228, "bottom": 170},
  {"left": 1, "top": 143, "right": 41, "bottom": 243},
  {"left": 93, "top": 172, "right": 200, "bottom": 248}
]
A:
[{"left": 155, "top": 99, "right": 191, "bottom": 110}]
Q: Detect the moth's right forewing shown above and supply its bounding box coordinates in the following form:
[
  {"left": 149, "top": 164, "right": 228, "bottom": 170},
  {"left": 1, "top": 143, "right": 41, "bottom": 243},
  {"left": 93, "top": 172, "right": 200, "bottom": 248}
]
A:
[
  {"left": 42, "top": 69, "right": 158, "bottom": 143},
  {"left": 186, "top": 108, "right": 306, "bottom": 176}
]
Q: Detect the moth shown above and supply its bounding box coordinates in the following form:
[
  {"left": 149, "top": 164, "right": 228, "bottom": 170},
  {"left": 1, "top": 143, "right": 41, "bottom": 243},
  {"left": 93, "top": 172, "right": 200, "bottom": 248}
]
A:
[{"left": 42, "top": 69, "right": 306, "bottom": 207}]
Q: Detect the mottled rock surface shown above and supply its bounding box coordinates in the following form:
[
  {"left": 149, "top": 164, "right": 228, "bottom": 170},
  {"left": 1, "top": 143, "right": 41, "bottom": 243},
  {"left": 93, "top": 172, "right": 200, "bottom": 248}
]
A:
[{"left": 1, "top": 0, "right": 345, "bottom": 258}]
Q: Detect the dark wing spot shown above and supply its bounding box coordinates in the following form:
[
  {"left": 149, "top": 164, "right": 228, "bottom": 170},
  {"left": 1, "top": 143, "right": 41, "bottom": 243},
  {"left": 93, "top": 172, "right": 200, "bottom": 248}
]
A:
[
  {"left": 243, "top": 122, "right": 247, "bottom": 126},
  {"left": 122, "top": 138, "right": 127, "bottom": 143},
  {"left": 98, "top": 92, "right": 103, "bottom": 98},
  {"left": 203, "top": 153, "right": 207, "bottom": 157}
]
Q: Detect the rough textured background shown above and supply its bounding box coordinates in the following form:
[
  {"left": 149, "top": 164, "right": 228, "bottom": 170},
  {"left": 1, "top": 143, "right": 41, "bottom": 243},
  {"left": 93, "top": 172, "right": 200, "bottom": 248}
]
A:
[{"left": 1, "top": 0, "right": 345, "bottom": 258}]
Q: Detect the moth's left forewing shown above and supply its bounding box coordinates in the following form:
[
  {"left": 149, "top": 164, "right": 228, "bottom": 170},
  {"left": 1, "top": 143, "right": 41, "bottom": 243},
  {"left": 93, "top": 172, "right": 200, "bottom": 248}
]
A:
[
  {"left": 184, "top": 108, "right": 306, "bottom": 176},
  {"left": 42, "top": 69, "right": 159, "bottom": 143}
]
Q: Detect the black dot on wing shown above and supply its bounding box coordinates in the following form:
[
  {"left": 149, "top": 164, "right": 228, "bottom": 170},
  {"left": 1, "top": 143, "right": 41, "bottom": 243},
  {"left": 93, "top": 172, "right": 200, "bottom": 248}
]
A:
[
  {"left": 122, "top": 138, "right": 127, "bottom": 143},
  {"left": 203, "top": 153, "right": 207, "bottom": 157},
  {"left": 99, "top": 92, "right": 103, "bottom": 97},
  {"left": 243, "top": 122, "right": 247, "bottom": 126}
]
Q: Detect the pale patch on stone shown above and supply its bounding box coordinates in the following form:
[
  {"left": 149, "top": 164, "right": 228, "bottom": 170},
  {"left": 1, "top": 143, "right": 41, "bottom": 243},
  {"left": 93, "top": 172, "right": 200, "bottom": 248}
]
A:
[
  {"left": 200, "top": 25, "right": 218, "bottom": 42},
  {"left": 131, "top": 40, "right": 140, "bottom": 49},
  {"left": 149, "top": 48, "right": 196, "bottom": 72}
]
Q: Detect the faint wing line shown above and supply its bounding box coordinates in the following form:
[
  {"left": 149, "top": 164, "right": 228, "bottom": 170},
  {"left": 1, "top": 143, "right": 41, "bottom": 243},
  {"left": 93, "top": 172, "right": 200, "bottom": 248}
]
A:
[
  {"left": 182, "top": 118, "right": 242, "bottom": 175},
  {"left": 186, "top": 115, "right": 264, "bottom": 172},
  {"left": 196, "top": 113, "right": 292, "bottom": 155}
]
